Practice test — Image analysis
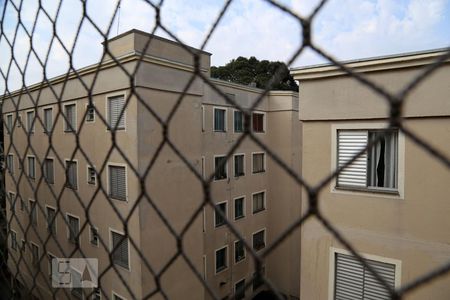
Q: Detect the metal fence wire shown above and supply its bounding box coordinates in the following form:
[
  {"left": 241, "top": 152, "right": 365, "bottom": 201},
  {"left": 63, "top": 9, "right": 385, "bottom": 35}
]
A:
[{"left": 0, "top": 0, "right": 450, "bottom": 299}]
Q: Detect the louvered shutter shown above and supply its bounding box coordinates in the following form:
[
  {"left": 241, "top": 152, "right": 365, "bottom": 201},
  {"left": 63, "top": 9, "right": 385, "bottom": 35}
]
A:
[
  {"left": 335, "top": 253, "right": 364, "bottom": 299},
  {"left": 69, "top": 216, "right": 79, "bottom": 242},
  {"left": 337, "top": 130, "right": 368, "bottom": 187},
  {"left": 27, "top": 111, "right": 34, "bottom": 132},
  {"left": 112, "top": 232, "right": 128, "bottom": 268},
  {"left": 109, "top": 166, "right": 126, "bottom": 200},
  {"left": 108, "top": 96, "right": 125, "bottom": 129},
  {"left": 65, "top": 105, "right": 76, "bottom": 132},
  {"left": 44, "top": 109, "right": 52, "bottom": 132},
  {"left": 45, "top": 159, "right": 54, "bottom": 183},
  {"left": 335, "top": 253, "right": 396, "bottom": 300},
  {"left": 67, "top": 162, "right": 77, "bottom": 188},
  {"left": 364, "top": 259, "right": 396, "bottom": 300}
]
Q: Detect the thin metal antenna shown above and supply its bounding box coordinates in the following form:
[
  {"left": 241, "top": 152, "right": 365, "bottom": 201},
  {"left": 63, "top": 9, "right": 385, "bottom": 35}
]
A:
[{"left": 117, "top": 2, "right": 121, "bottom": 35}]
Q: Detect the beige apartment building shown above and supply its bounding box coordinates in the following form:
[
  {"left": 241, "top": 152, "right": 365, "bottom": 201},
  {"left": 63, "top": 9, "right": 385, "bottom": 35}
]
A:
[
  {"left": 2, "top": 30, "right": 301, "bottom": 300},
  {"left": 291, "top": 49, "right": 450, "bottom": 300}
]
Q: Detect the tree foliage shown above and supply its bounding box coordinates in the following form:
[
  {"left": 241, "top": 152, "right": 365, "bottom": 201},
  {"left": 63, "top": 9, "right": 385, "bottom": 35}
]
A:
[{"left": 210, "top": 56, "right": 298, "bottom": 92}]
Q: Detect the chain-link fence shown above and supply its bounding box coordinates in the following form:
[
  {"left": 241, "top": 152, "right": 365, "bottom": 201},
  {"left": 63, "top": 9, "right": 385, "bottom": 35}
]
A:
[{"left": 0, "top": 0, "right": 450, "bottom": 299}]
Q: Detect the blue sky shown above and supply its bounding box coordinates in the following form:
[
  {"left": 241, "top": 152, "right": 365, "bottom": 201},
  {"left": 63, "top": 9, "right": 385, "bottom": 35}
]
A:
[{"left": 1, "top": 0, "right": 449, "bottom": 93}]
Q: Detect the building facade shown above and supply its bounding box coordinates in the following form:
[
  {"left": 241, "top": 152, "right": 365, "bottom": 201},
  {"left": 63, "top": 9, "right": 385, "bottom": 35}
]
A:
[
  {"left": 2, "top": 30, "right": 301, "bottom": 300},
  {"left": 291, "top": 49, "right": 450, "bottom": 300}
]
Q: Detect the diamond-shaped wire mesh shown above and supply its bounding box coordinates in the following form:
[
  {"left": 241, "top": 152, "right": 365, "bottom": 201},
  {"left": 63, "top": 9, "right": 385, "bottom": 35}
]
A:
[{"left": 0, "top": 0, "right": 450, "bottom": 299}]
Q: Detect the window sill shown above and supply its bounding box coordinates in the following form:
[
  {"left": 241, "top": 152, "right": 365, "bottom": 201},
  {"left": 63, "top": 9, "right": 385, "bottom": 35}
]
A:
[
  {"left": 234, "top": 215, "right": 245, "bottom": 221},
  {"left": 215, "top": 266, "right": 227, "bottom": 275},
  {"left": 252, "top": 208, "right": 265, "bottom": 214},
  {"left": 107, "top": 127, "right": 125, "bottom": 131},
  {"left": 114, "top": 262, "right": 130, "bottom": 271},
  {"left": 234, "top": 173, "right": 245, "bottom": 178},
  {"left": 335, "top": 186, "right": 399, "bottom": 196},
  {"left": 64, "top": 130, "right": 76, "bottom": 133},
  {"left": 253, "top": 245, "right": 265, "bottom": 252},
  {"left": 213, "top": 130, "right": 226, "bottom": 133},
  {"left": 215, "top": 223, "right": 226, "bottom": 228},
  {"left": 252, "top": 170, "right": 265, "bottom": 174},
  {"left": 214, "top": 177, "right": 228, "bottom": 182},
  {"left": 110, "top": 196, "right": 127, "bottom": 201},
  {"left": 235, "top": 256, "right": 245, "bottom": 264}
]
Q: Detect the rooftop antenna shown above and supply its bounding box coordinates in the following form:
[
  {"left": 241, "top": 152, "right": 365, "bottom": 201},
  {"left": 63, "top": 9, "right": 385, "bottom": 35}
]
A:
[{"left": 117, "top": 2, "right": 121, "bottom": 36}]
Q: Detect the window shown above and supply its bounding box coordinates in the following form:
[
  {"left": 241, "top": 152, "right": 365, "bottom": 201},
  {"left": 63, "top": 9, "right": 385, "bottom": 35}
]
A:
[
  {"left": 90, "top": 226, "right": 99, "bottom": 246},
  {"left": 46, "top": 207, "right": 56, "bottom": 235},
  {"left": 8, "top": 192, "right": 15, "bottom": 211},
  {"left": 252, "top": 229, "right": 265, "bottom": 251},
  {"left": 234, "top": 240, "right": 245, "bottom": 263},
  {"left": 252, "top": 153, "right": 265, "bottom": 173},
  {"left": 67, "top": 215, "right": 80, "bottom": 244},
  {"left": 6, "top": 154, "right": 14, "bottom": 174},
  {"left": 10, "top": 231, "right": 17, "bottom": 251},
  {"left": 234, "top": 154, "right": 245, "bottom": 177},
  {"left": 234, "top": 279, "right": 245, "bottom": 300},
  {"left": 111, "top": 231, "right": 129, "bottom": 269},
  {"left": 28, "top": 156, "right": 36, "bottom": 179},
  {"left": 334, "top": 252, "right": 396, "bottom": 300},
  {"left": 26, "top": 110, "right": 35, "bottom": 133},
  {"left": 47, "top": 253, "right": 55, "bottom": 278},
  {"left": 109, "top": 165, "right": 126, "bottom": 200},
  {"left": 108, "top": 95, "right": 125, "bottom": 129},
  {"left": 201, "top": 105, "right": 205, "bottom": 132},
  {"left": 252, "top": 112, "right": 265, "bottom": 132},
  {"left": 214, "top": 156, "right": 227, "bottom": 180},
  {"left": 20, "top": 198, "right": 25, "bottom": 211},
  {"left": 21, "top": 240, "right": 26, "bottom": 252},
  {"left": 201, "top": 156, "right": 205, "bottom": 180},
  {"left": 337, "top": 130, "right": 398, "bottom": 191},
  {"left": 17, "top": 115, "right": 22, "bottom": 127},
  {"left": 43, "top": 158, "right": 54, "bottom": 184},
  {"left": 43, "top": 107, "right": 53, "bottom": 133},
  {"left": 31, "top": 243, "right": 39, "bottom": 265},
  {"left": 213, "top": 108, "right": 226, "bottom": 132},
  {"left": 88, "top": 166, "right": 97, "bottom": 185},
  {"left": 234, "top": 110, "right": 244, "bottom": 133},
  {"left": 214, "top": 202, "right": 227, "bottom": 227},
  {"left": 86, "top": 105, "right": 95, "bottom": 122},
  {"left": 64, "top": 104, "right": 76, "bottom": 132},
  {"left": 29, "top": 200, "right": 37, "bottom": 226},
  {"left": 234, "top": 197, "right": 245, "bottom": 220},
  {"left": 65, "top": 160, "right": 78, "bottom": 189},
  {"left": 215, "top": 246, "right": 227, "bottom": 273},
  {"left": 252, "top": 192, "right": 265, "bottom": 213},
  {"left": 6, "top": 114, "right": 13, "bottom": 134}
]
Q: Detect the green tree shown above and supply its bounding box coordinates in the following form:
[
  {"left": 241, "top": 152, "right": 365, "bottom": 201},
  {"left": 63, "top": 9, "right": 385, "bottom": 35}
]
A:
[{"left": 210, "top": 56, "right": 298, "bottom": 92}]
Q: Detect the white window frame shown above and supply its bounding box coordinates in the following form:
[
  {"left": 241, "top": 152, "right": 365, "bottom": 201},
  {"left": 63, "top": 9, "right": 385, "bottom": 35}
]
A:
[
  {"left": 214, "top": 201, "right": 227, "bottom": 228},
  {"left": 234, "top": 239, "right": 246, "bottom": 264},
  {"left": 45, "top": 205, "right": 57, "bottom": 235},
  {"left": 234, "top": 277, "right": 246, "bottom": 299},
  {"left": 252, "top": 111, "right": 266, "bottom": 133},
  {"left": 213, "top": 155, "right": 228, "bottom": 181},
  {"left": 89, "top": 225, "right": 99, "bottom": 247},
  {"left": 328, "top": 247, "right": 402, "bottom": 300},
  {"left": 6, "top": 113, "right": 13, "bottom": 134},
  {"left": 27, "top": 155, "right": 36, "bottom": 180},
  {"left": 214, "top": 245, "right": 228, "bottom": 274},
  {"left": 233, "top": 196, "right": 246, "bottom": 220},
  {"left": 213, "top": 107, "right": 227, "bottom": 132},
  {"left": 252, "top": 228, "right": 266, "bottom": 252},
  {"left": 43, "top": 157, "right": 55, "bottom": 184},
  {"left": 109, "top": 228, "right": 131, "bottom": 272},
  {"left": 65, "top": 159, "right": 78, "bottom": 190},
  {"left": 86, "top": 103, "right": 96, "bottom": 123},
  {"left": 87, "top": 165, "right": 97, "bottom": 185},
  {"left": 233, "top": 153, "right": 245, "bottom": 177},
  {"left": 26, "top": 109, "right": 35, "bottom": 134},
  {"left": 29, "top": 199, "right": 38, "bottom": 226},
  {"left": 233, "top": 109, "right": 245, "bottom": 133},
  {"left": 201, "top": 105, "right": 205, "bottom": 132},
  {"left": 10, "top": 229, "right": 18, "bottom": 251},
  {"left": 251, "top": 190, "right": 266, "bottom": 214},
  {"left": 30, "top": 242, "right": 40, "bottom": 266},
  {"left": 107, "top": 162, "right": 128, "bottom": 201},
  {"left": 66, "top": 213, "right": 81, "bottom": 245},
  {"left": 330, "top": 123, "right": 405, "bottom": 199},
  {"left": 7, "top": 153, "right": 14, "bottom": 174},
  {"left": 63, "top": 102, "right": 77, "bottom": 133},
  {"left": 106, "top": 92, "right": 127, "bottom": 131},
  {"left": 251, "top": 152, "right": 266, "bottom": 174},
  {"left": 43, "top": 106, "right": 53, "bottom": 134}
]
